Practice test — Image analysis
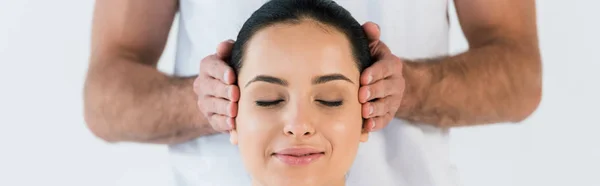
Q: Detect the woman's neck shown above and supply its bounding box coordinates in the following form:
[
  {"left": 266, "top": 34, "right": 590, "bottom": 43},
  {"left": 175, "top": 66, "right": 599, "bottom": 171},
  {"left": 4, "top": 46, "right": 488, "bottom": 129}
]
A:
[{"left": 251, "top": 178, "right": 345, "bottom": 186}]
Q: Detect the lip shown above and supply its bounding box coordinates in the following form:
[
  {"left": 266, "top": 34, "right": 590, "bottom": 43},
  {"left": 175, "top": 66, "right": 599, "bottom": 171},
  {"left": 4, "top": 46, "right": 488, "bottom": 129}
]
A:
[{"left": 272, "top": 147, "right": 325, "bottom": 166}]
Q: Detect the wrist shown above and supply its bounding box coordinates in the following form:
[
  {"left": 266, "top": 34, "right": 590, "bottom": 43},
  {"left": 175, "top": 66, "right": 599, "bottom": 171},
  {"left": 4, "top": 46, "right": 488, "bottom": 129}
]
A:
[
  {"left": 397, "top": 59, "right": 434, "bottom": 119},
  {"left": 172, "top": 76, "right": 209, "bottom": 128}
]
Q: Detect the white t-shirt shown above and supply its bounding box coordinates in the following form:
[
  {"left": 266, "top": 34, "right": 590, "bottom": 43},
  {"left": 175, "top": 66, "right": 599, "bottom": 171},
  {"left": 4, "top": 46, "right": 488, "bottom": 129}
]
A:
[{"left": 170, "top": 0, "right": 458, "bottom": 186}]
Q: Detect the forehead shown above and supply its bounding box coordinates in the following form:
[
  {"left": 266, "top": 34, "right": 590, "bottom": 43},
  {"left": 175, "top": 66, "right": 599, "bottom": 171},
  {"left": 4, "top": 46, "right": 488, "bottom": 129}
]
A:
[{"left": 238, "top": 21, "right": 360, "bottom": 84}]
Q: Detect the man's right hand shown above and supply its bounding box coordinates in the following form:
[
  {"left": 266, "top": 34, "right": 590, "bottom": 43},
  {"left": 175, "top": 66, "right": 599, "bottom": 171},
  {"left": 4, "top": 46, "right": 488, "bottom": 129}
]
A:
[{"left": 193, "top": 40, "right": 240, "bottom": 132}]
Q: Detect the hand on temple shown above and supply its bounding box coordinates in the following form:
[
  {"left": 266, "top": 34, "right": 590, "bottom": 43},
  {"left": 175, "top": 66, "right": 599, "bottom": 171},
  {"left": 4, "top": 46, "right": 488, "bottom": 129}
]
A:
[
  {"left": 194, "top": 40, "right": 240, "bottom": 132},
  {"left": 359, "top": 22, "right": 406, "bottom": 131}
]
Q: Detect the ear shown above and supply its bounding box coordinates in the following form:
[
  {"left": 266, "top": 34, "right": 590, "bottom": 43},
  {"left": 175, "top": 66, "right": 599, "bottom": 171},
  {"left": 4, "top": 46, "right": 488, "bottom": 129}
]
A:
[
  {"left": 229, "top": 129, "right": 239, "bottom": 145},
  {"left": 360, "top": 129, "right": 369, "bottom": 142}
]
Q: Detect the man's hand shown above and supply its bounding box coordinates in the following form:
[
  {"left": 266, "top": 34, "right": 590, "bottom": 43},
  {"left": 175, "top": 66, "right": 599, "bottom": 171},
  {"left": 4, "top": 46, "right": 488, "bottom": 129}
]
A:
[
  {"left": 194, "top": 40, "right": 240, "bottom": 132},
  {"left": 359, "top": 22, "right": 406, "bottom": 131}
]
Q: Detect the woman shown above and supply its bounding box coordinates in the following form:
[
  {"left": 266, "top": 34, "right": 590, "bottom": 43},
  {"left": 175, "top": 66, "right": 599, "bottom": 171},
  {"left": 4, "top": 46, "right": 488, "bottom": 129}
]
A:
[{"left": 227, "top": 0, "right": 373, "bottom": 185}]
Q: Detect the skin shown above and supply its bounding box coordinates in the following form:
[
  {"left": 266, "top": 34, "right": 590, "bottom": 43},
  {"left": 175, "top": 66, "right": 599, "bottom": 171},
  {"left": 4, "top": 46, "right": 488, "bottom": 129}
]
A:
[
  {"left": 83, "top": 0, "right": 378, "bottom": 144},
  {"left": 201, "top": 0, "right": 542, "bottom": 129},
  {"left": 229, "top": 21, "right": 368, "bottom": 186},
  {"left": 84, "top": 0, "right": 541, "bottom": 143},
  {"left": 390, "top": 0, "right": 542, "bottom": 127},
  {"left": 84, "top": 0, "right": 211, "bottom": 144}
]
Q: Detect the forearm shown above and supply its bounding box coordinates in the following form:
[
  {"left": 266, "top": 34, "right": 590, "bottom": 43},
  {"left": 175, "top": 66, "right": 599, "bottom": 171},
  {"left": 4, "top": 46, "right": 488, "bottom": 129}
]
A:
[
  {"left": 396, "top": 39, "right": 542, "bottom": 127},
  {"left": 84, "top": 56, "right": 216, "bottom": 144}
]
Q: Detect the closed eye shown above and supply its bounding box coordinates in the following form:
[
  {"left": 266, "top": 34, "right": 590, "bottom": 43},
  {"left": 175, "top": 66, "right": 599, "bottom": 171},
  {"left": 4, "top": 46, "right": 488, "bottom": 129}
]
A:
[
  {"left": 317, "top": 100, "right": 343, "bottom": 107},
  {"left": 255, "top": 100, "right": 284, "bottom": 107}
]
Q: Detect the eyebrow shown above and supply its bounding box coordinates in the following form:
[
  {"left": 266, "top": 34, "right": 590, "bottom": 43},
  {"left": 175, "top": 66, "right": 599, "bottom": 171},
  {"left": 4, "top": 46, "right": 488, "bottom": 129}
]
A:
[
  {"left": 245, "top": 73, "right": 354, "bottom": 87},
  {"left": 245, "top": 75, "right": 288, "bottom": 87},
  {"left": 312, "top": 73, "right": 354, "bottom": 85}
]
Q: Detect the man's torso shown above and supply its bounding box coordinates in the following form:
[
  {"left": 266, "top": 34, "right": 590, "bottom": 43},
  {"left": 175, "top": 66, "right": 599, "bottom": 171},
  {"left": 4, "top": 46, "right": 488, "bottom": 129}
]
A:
[{"left": 170, "top": 0, "right": 457, "bottom": 186}]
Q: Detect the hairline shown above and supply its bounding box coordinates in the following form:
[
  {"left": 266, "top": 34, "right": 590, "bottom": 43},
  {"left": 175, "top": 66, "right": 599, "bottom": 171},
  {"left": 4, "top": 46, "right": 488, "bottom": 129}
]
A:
[{"left": 239, "top": 17, "right": 360, "bottom": 69}]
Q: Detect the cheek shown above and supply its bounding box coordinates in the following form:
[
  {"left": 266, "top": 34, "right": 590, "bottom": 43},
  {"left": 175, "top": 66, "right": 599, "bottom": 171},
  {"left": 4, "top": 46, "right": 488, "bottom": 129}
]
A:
[
  {"left": 323, "top": 101, "right": 363, "bottom": 136},
  {"left": 319, "top": 103, "right": 363, "bottom": 163},
  {"left": 235, "top": 100, "right": 281, "bottom": 163},
  {"left": 322, "top": 111, "right": 363, "bottom": 146}
]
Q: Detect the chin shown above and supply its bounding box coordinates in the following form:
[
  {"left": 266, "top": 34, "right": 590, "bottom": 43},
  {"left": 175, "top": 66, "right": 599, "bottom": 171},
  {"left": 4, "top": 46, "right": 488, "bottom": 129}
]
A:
[
  {"left": 264, "top": 165, "right": 325, "bottom": 185},
  {"left": 263, "top": 176, "right": 322, "bottom": 186}
]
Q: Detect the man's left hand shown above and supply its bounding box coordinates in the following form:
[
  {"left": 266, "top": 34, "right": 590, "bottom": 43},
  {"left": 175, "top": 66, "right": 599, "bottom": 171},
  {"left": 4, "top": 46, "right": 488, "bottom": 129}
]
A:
[{"left": 360, "top": 22, "right": 406, "bottom": 132}]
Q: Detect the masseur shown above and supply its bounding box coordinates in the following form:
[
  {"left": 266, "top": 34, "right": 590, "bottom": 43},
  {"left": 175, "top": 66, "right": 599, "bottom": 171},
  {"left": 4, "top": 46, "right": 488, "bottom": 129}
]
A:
[{"left": 84, "top": 0, "right": 542, "bottom": 185}]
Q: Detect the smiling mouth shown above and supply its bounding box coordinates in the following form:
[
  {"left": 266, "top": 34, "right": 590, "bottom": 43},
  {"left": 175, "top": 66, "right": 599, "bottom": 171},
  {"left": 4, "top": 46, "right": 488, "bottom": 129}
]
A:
[
  {"left": 271, "top": 148, "right": 325, "bottom": 166},
  {"left": 272, "top": 152, "right": 325, "bottom": 157}
]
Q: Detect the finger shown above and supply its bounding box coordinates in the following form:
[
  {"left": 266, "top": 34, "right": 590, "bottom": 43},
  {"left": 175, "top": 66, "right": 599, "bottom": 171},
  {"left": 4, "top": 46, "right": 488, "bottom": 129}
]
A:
[
  {"left": 362, "top": 98, "right": 391, "bottom": 119},
  {"left": 227, "top": 117, "right": 236, "bottom": 130},
  {"left": 208, "top": 114, "right": 234, "bottom": 132},
  {"left": 193, "top": 76, "right": 239, "bottom": 102},
  {"left": 363, "top": 118, "right": 374, "bottom": 131},
  {"left": 367, "top": 112, "right": 394, "bottom": 132},
  {"left": 197, "top": 77, "right": 238, "bottom": 101},
  {"left": 200, "top": 96, "right": 237, "bottom": 118},
  {"left": 361, "top": 22, "right": 380, "bottom": 44},
  {"left": 192, "top": 76, "right": 202, "bottom": 95},
  {"left": 228, "top": 85, "right": 240, "bottom": 102},
  {"left": 200, "top": 55, "right": 236, "bottom": 84},
  {"left": 360, "top": 57, "right": 399, "bottom": 85},
  {"left": 360, "top": 77, "right": 403, "bottom": 103},
  {"left": 361, "top": 22, "right": 391, "bottom": 60},
  {"left": 370, "top": 39, "right": 391, "bottom": 59},
  {"left": 216, "top": 39, "right": 235, "bottom": 59},
  {"left": 358, "top": 85, "right": 371, "bottom": 103}
]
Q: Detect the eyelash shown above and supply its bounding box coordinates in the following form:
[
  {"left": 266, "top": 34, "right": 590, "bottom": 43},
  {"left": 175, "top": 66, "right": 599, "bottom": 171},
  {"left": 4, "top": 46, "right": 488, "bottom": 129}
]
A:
[
  {"left": 255, "top": 100, "right": 343, "bottom": 107},
  {"left": 317, "top": 100, "right": 343, "bottom": 107},
  {"left": 255, "top": 100, "right": 284, "bottom": 107}
]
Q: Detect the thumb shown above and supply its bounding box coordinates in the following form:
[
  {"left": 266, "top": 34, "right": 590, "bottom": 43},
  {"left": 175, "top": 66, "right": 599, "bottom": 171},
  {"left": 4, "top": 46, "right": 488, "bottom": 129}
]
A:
[
  {"left": 370, "top": 40, "right": 392, "bottom": 59},
  {"left": 216, "top": 39, "right": 235, "bottom": 59},
  {"left": 362, "top": 22, "right": 380, "bottom": 45},
  {"left": 362, "top": 22, "right": 391, "bottom": 59}
]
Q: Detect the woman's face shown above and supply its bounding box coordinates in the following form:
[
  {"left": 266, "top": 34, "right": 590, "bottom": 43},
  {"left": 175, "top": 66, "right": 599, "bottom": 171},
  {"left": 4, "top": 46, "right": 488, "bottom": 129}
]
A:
[{"left": 230, "top": 20, "right": 368, "bottom": 186}]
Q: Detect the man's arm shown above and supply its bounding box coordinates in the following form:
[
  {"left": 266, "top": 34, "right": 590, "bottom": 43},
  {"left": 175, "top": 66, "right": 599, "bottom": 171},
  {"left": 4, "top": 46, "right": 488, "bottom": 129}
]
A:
[
  {"left": 395, "top": 0, "right": 542, "bottom": 127},
  {"left": 84, "top": 0, "right": 216, "bottom": 144}
]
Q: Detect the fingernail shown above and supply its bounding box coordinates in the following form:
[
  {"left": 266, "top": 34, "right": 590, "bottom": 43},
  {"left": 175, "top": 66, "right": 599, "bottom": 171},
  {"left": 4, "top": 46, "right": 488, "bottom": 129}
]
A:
[
  {"left": 223, "top": 70, "right": 230, "bottom": 83},
  {"left": 226, "top": 87, "right": 232, "bottom": 99},
  {"left": 375, "top": 23, "right": 380, "bottom": 31},
  {"left": 227, "top": 118, "right": 234, "bottom": 129},
  {"left": 367, "top": 75, "right": 373, "bottom": 84},
  {"left": 369, "top": 105, "right": 374, "bottom": 116},
  {"left": 227, "top": 39, "right": 235, "bottom": 43},
  {"left": 370, "top": 120, "right": 376, "bottom": 130},
  {"left": 365, "top": 88, "right": 371, "bottom": 100}
]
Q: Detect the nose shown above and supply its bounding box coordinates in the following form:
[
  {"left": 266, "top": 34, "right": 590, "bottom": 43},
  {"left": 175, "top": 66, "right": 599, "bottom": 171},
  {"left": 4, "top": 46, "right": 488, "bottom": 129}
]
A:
[
  {"left": 283, "top": 107, "right": 315, "bottom": 138},
  {"left": 284, "top": 124, "right": 315, "bottom": 137}
]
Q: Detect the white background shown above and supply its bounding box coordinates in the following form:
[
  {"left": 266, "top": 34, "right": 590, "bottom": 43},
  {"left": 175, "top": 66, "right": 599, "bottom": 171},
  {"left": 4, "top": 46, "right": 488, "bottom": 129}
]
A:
[{"left": 0, "top": 0, "right": 598, "bottom": 186}]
